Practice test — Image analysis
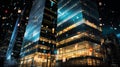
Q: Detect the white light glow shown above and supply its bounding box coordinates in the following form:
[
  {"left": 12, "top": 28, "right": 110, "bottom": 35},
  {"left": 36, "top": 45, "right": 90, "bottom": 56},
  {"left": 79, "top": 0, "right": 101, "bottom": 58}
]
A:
[
  {"left": 2, "top": 17, "right": 7, "bottom": 19},
  {"left": 18, "top": 9, "right": 22, "bottom": 13}
]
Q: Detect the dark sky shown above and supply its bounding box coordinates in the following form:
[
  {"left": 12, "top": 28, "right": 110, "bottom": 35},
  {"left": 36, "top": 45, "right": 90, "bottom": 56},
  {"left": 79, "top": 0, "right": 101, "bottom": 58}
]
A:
[
  {"left": 0, "top": 0, "right": 120, "bottom": 35},
  {"left": 97, "top": 0, "right": 120, "bottom": 35}
]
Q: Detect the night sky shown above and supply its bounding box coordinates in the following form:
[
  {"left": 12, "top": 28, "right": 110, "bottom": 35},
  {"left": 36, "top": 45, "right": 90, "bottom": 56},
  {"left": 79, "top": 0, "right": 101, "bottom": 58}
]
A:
[
  {"left": 97, "top": 0, "right": 120, "bottom": 35},
  {"left": 0, "top": 0, "right": 120, "bottom": 37}
]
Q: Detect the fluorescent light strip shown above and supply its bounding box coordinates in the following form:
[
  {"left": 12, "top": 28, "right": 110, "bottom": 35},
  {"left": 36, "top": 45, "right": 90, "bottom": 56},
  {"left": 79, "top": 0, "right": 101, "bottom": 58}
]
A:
[
  {"left": 57, "top": 10, "right": 82, "bottom": 27},
  {"left": 58, "top": 0, "right": 71, "bottom": 11},
  {"left": 58, "top": 19, "right": 85, "bottom": 35},
  {"left": 85, "top": 20, "right": 102, "bottom": 31},
  {"left": 40, "top": 37, "right": 56, "bottom": 44},
  {"left": 57, "top": 32, "right": 87, "bottom": 46},
  {"left": 58, "top": 2, "right": 79, "bottom": 18}
]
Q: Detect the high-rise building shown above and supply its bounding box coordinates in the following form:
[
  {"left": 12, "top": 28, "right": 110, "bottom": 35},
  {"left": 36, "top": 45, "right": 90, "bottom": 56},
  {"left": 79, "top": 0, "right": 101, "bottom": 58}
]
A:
[
  {"left": 12, "top": 1, "right": 32, "bottom": 60},
  {"left": 0, "top": 0, "right": 32, "bottom": 66},
  {"left": 0, "top": 0, "right": 21, "bottom": 59},
  {"left": 20, "top": 0, "right": 106, "bottom": 67},
  {"left": 20, "top": 0, "right": 57, "bottom": 67},
  {"left": 56, "top": 0, "right": 104, "bottom": 67}
]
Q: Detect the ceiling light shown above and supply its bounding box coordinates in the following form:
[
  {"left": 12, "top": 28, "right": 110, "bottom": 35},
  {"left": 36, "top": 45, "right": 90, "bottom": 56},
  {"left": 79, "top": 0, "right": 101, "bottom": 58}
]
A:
[
  {"left": 18, "top": 9, "right": 21, "bottom": 13},
  {"left": 99, "top": 23, "right": 102, "bottom": 26}
]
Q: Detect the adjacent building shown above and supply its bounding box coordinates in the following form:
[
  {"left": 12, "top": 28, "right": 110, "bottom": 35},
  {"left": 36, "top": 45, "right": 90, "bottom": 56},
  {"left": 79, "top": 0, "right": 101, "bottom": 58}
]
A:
[
  {"left": 12, "top": 1, "right": 32, "bottom": 60},
  {"left": 56, "top": 0, "right": 104, "bottom": 67},
  {"left": 0, "top": 0, "right": 32, "bottom": 66},
  {"left": 20, "top": 0, "right": 57, "bottom": 67},
  {"left": 103, "top": 33, "right": 120, "bottom": 67}
]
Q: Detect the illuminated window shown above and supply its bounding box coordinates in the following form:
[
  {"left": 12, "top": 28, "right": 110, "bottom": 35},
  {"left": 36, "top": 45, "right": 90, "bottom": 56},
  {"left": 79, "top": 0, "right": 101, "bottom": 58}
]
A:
[
  {"left": 52, "top": 28, "right": 55, "bottom": 33},
  {"left": 18, "top": 23, "right": 20, "bottom": 26},
  {"left": 46, "top": 26, "right": 48, "bottom": 28},
  {"left": 85, "top": 20, "right": 102, "bottom": 31},
  {"left": 41, "top": 27, "right": 52, "bottom": 33},
  {"left": 40, "top": 37, "right": 56, "bottom": 44},
  {"left": 99, "top": 23, "right": 102, "bottom": 26},
  {"left": 56, "top": 41, "right": 104, "bottom": 61},
  {"left": 40, "top": 45, "right": 50, "bottom": 50},
  {"left": 58, "top": 10, "right": 83, "bottom": 27},
  {"left": 18, "top": 9, "right": 22, "bottom": 13},
  {"left": 57, "top": 19, "right": 85, "bottom": 36},
  {"left": 57, "top": 32, "right": 89, "bottom": 46}
]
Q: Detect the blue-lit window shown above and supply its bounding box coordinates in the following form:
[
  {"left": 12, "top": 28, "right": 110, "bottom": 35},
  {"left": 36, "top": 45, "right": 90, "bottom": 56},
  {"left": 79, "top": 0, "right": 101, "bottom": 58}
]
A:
[{"left": 50, "top": 0, "right": 55, "bottom": 7}]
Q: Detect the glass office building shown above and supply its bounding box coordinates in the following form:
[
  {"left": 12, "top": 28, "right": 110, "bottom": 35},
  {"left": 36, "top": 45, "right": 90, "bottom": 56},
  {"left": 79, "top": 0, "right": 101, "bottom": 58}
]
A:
[
  {"left": 20, "top": 0, "right": 57, "bottom": 67},
  {"left": 56, "top": 0, "right": 104, "bottom": 67},
  {"left": 20, "top": 0, "right": 105, "bottom": 67}
]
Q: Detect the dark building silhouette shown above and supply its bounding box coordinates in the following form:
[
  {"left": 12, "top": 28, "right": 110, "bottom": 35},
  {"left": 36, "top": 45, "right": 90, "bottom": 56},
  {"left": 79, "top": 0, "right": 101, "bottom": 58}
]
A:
[
  {"left": 0, "top": 0, "right": 32, "bottom": 66},
  {"left": 103, "top": 33, "right": 120, "bottom": 67}
]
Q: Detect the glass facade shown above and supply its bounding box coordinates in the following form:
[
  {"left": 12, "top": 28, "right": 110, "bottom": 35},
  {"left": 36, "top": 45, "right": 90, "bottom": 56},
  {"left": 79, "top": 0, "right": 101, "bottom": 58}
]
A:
[
  {"left": 56, "top": 0, "right": 104, "bottom": 67},
  {"left": 20, "top": 0, "right": 104, "bottom": 67},
  {"left": 20, "top": 0, "right": 57, "bottom": 67}
]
